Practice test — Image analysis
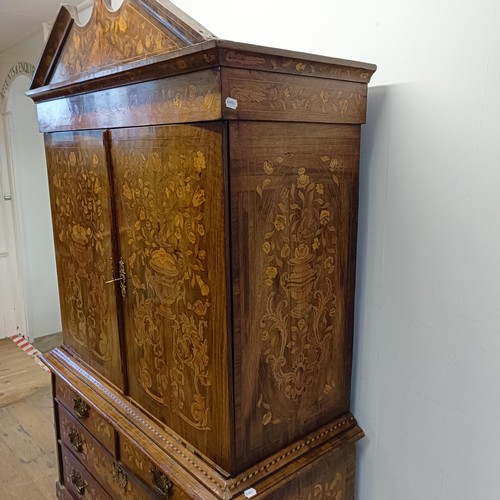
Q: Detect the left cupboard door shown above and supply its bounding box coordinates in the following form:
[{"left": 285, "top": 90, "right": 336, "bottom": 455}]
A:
[{"left": 45, "top": 131, "right": 123, "bottom": 389}]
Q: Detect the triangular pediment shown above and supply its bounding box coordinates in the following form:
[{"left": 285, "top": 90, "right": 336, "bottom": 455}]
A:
[{"left": 31, "top": 0, "right": 215, "bottom": 89}]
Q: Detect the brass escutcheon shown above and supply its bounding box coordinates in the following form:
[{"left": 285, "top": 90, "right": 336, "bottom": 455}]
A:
[
  {"left": 105, "top": 258, "right": 127, "bottom": 299},
  {"left": 150, "top": 466, "right": 172, "bottom": 498},
  {"left": 70, "top": 469, "right": 86, "bottom": 495},
  {"left": 112, "top": 462, "right": 128, "bottom": 492},
  {"left": 72, "top": 395, "right": 90, "bottom": 419},
  {"left": 68, "top": 428, "right": 83, "bottom": 453}
]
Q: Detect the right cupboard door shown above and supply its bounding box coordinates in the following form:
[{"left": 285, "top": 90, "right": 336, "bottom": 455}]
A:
[{"left": 110, "top": 123, "right": 233, "bottom": 471}]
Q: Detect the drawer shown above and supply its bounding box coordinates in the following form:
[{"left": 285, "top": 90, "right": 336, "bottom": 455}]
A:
[
  {"left": 120, "top": 436, "right": 190, "bottom": 499},
  {"left": 59, "top": 404, "right": 115, "bottom": 479},
  {"left": 56, "top": 377, "right": 116, "bottom": 454},
  {"left": 61, "top": 444, "right": 111, "bottom": 500},
  {"left": 58, "top": 416, "right": 150, "bottom": 499},
  {"left": 56, "top": 482, "right": 74, "bottom": 500}
]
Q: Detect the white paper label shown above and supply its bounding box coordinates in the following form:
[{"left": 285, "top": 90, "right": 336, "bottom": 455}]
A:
[
  {"left": 225, "top": 97, "right": 238, "bottom": 110},
  {"left": 244, "top": 488, "right": 257, "bottom": 498}
]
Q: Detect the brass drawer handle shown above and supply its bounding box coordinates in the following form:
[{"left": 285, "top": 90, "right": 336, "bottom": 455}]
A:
[
  {"left": 68, "top": 428, "right": 83, "bottom": 453},
  {"left": 150, "top": 466, "right": 172, "bottom": 498},
  {"left": 112, "top": 462, "right": 128, "bottom": 492},
  {"left": 72, "top": 395, "right": 90, "bottom": 419},
  {"left": 70, "top": 469, "right": 86, "bottom": 495}
]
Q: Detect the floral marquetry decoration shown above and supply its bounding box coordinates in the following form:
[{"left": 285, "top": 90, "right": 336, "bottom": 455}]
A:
[
  {"left": 50, "top": 0, "right": 212, "bottom": 85},
  {"left": 45, "top": 131, "right": 122, "bottom": 388},
  {"left": 118, "top": 146, "right": 212, "bottom": 430},
  {"left": 109, "top": 122, "right": 228, "bottom": 448},
  {"left": 32, "top": 0, "right": 375, "bottom": 493},
  {"left": 257, "top": 157, "right": 340, "bottom": 405}
]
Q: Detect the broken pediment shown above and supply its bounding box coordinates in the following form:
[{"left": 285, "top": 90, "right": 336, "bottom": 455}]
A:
[{"left": 31, "top": 0, "right": 215, "bottom": 88}]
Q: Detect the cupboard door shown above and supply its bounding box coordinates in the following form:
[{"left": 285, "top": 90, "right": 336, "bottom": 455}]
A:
[
  {"left": 229, "top": 122, "right": 360, "bottom": 470},
  {"left": 110, "top": 123, "right": 232, "bottom": 471},
  {"left": 45, "top": 131, "right": 123, "bottom": 389}
]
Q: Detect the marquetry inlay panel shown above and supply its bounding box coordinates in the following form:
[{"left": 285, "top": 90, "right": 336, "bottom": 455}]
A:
[
  {"left": 33, "top": 1, "right": 375, "bottom": 495},
  {"left": 50, "top": 0, "right": 200, "bottom": 84},
  {"left": 45, "top": 131, "right": 123, "bottom": 388},
  {"left": 229, "top": 121, "right": 361, "bottom": 469},
  {"left": 110, "top": 122, "right": 231, "bottom": 469}
]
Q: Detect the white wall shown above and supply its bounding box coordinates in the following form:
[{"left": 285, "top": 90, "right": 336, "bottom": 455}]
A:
[
  {"left": 3, "top": 0, "right": 500, "bottom": 495},
  {"left": 0, "top": 31, "right": 61, "bottom": 339},
  {"left": 168, "top": 0, "right": 499, "bottom": 499}
]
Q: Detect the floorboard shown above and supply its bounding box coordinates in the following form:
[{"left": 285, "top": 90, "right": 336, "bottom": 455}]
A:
[
  {"left": 0, "top": 338, "right": 56, "bottom": 499},
  {"left": 33, "top": 332, "right": 63, "bottom": 354}
]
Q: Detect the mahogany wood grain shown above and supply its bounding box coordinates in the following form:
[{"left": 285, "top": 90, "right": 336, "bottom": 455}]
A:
[
  {"left": 30, "top": 7, "right": 73, "bottom": 89},
  {"left": 58, "top": 403, "right": 116, "bottom": 478},
  {"left": 229, "top": 121, "right": 361, "bottom": 470},
  {"left": 32, "top": 1, "right": 375, "bottom": 498},
  {"left": 28, "top": 40, "right": 375, "bottom": 104},
  {"left": 61, "top": 425, "right": 152, "bottom": 499},
  {"left": 217, "top": 41, "right": 376, "bottom": 83},
  {"left": 43, "top": 349, "right": 364, "bottom": 499},
  {"left": 255, "top": 443, "right": 356, "bottom": 499},
  {"left": 221, "top": 68, "right": 368, "bottom": 124},
  {"left": 56, "top": 482, "right": 74, "bottom": 500},
  {"left": 60, "top": 443, "right": 112, "bottom": 499},
  {"left": 109, "top": 123, "right": 232, "bottom": 471},
  {"left": 55, "top": 377, "right": 116, "bottom": 454},
  {"left": 36, "top": 69, "right": 222, "bottom": 133},
  {"left": 45, "top": 131, "right": 124, "bottom": 389},
  {"left": 120, "top": 436, "right": 191, "bottom": 499},
  {"left": 48, "top": 0, "right": 213, "bottom": 86}
]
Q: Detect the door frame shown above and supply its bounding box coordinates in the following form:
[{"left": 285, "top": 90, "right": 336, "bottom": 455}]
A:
[{"left": 0, "top": 64, "right": 35, "bottom": 341}]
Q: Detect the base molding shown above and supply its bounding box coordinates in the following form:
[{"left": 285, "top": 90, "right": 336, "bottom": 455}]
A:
[{"left": 45, "top": 348, "right": 363, "bottom": 499}]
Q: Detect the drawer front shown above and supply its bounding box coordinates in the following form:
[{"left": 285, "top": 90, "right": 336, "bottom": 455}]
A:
[
  {"left": 60, "top": 428, "right": 149, "bottom": 499},
  {"left": 59, "top": 404, "right": 115, "bottom": 482},
  {"left": 59, "top": 403, "right": 152, "bottom": 499},
  {"left": 56, "top": 377, "right": 116, "bottom": 454},
  {"left": 120, "top": 437, "right": 191, "bottom": 499},
  {"left": 61, "top": 444, "right": 111, "bottom": 500},
  {"left": 56, "top": 482, "right": 75, "bottom": 500}
]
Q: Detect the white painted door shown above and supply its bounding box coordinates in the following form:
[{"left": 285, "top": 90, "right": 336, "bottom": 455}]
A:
[{"left": 0, "top": 123, "right": 24, "bottom": 339}]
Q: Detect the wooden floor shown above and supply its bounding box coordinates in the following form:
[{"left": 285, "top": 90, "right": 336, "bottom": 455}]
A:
[
  {"left": 0, "top": 338, "right": 57, "bottom": 499},
  {"left": 33, "top": 332, "right": 63, "bottom": 354}
]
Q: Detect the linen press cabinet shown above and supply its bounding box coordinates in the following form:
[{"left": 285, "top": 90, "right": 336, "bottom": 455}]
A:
[{"left": 28, "top": 0, "right": 376, "bottom": 498}]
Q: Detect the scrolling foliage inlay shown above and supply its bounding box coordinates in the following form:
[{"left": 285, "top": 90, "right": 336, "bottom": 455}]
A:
[
  {"left": 296, "top": 472, "right": 344, "bottom": 500},
  {"left": 51, "top": 0, "right": 184, "bottom": 84},
  {"left": 46, "top": 133, "right": 121, "bottom": 387},
  {"left": 114, "top": 130, "right": 216, "bottom": 431},
  {"left": 255, "top": 154, "right": 343, "bottom": 424},
  {"left": 52, "top": 149, "right": 108, "bottom": 356}
]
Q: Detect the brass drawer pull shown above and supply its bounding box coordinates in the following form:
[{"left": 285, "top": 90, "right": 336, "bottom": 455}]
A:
[
  {"left": 150, "top": 466, "right": 172, "bottom": 498},
  {"left": 68, "top": 428, "right": 83, "bottom": 453},
  {"left": 72, "top": 395, "right": 90, "bottom": 419},
  {"left": 112, "top": 462, "right": 128, "bottom": 492},
  {"left": 70, "top": 469, "right": 86, "bottom": 495}
]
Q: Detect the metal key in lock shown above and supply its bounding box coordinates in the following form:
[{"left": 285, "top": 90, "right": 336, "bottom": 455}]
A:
[{"left": 105, "top": 258, "right": 127, "bottom": 298}]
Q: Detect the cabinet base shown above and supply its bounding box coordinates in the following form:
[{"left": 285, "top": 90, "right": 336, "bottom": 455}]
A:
[{"left": 46, "top": 348, "right": 363, "bottom": 499}]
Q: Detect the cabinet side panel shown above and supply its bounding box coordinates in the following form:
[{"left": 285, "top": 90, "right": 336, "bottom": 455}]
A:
[
  {"left": 44, "top": 131, "right": 123, "bottom": 389},
  {"left": 229, "top": 121, "right": 360, "bottom": 470},
  {"left": 110, "top": 123, "right": 231, "bottom": 471},
  {"left": 262, "top": 443, "right": 356, "bottom": 499}
]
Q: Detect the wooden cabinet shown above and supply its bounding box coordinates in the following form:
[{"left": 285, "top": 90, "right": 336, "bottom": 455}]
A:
[{"left": 28, "top": 1, "right": 376, "bottom": 498}]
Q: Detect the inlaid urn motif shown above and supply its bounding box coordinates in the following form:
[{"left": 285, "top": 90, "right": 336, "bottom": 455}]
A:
[{"left": 148, "top": 248, "right": 181, "bottom": 319}]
